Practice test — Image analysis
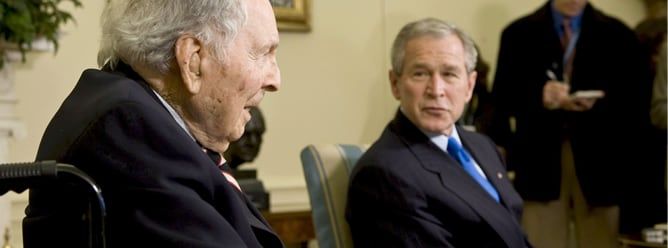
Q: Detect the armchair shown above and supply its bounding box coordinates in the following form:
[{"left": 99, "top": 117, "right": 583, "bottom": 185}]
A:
[{"left": 300, "top": 144, "right": 367, "bottom": 248}]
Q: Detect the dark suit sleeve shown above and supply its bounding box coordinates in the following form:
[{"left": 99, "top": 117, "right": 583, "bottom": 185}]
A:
[
  {"left": 49, "top": 103, "right": 253, "bottom": 247},
  {"left": 347, "top": 164, "right": 455, "bottom": 248},
  {"left": 488, "top": 25, "right": 521, "bottom": 150}
]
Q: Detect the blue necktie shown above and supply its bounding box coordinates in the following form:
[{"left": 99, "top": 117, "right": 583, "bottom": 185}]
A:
[{"left": 447, "top": 137, "right": 500, "bottom": 202}]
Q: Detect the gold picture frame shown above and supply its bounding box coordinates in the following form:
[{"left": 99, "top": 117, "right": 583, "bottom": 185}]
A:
[{"left": 271, "top": 0, "right": 311, "bottom": 32}]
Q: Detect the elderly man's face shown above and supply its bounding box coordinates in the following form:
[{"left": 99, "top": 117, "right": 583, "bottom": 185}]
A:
[
  {"left": 198, "top": 0, "right": 280, "bottom": 150},
  {"left": 390, "top": 35, "right": 476, "bottom": 136}
]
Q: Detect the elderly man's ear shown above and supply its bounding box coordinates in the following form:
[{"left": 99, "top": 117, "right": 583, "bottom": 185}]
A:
[{"left": 175, "top": 35, "right": 203, "bottom": 94}]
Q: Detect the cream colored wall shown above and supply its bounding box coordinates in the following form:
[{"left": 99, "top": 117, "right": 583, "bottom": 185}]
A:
[{"left": 7, "top": 0, "right": 645, "bottom": 211}]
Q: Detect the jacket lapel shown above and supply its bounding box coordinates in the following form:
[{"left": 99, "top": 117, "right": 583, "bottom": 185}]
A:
[
  {"left": 239, "top": 192, "right": 277, "bottom": 236},
  {"left": 460, "top": 131, "right": 516, "bottom": 208},
  {"left": 391, "top": 111, "right": 525, "bottom": 247}
]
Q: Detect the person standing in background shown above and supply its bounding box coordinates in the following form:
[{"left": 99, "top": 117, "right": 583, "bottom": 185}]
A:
[
  {"left": 618, "top": 15, "right": 668, "bottom": 236},
  {"left": 651, "top": 42, "right": 667, "bottom": 197},
  {"left": 649, "top": 38, "right": 667, "bottom": 216},
  {"left": 489, "top": 0, "right": 649, "bottom": 247},
  {"left": 458, "top": 44, "right": 495, "bottom": 134},
  {"left": 651, "top": 42, "right": 667, "bottom": 130}
]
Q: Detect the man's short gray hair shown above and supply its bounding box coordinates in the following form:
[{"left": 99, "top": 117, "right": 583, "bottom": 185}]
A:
[{"left": 391, "top": 17, "right": 478, "bottom": 75}]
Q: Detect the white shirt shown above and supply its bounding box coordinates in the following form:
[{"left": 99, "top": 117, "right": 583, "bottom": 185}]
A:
[
  {"left": 423, "top": 126, "right": 488, "bottom": 179},
  {"left": 153, "top": 89, "right": 196, "bottom": 141}
]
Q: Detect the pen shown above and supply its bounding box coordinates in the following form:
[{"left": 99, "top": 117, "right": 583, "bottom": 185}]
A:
[
  {"left": 546, "top": 69, "right": 558, "bottom": 81},
  {"left": 546, "top": 69, "right": 566, "bottom": 84}
]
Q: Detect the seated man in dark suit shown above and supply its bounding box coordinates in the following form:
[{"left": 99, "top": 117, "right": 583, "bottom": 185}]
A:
[
  {"left": 23, "top": 0, "right": 284, "bottom": 247},
  {"left": 346, "top": 17, "right": 532, "bottom": 247}
]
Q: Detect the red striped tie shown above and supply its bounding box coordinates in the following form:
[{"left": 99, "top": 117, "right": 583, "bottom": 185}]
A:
[{"left": 202, "top": 147, "right": 241, "bottom": 191}]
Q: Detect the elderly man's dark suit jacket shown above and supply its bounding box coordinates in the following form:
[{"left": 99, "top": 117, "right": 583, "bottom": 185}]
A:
[
  {"left": 489, "top": 2, "right": 648, "bottom": 206},
  {"left": 346, "top": 110, "right": 532, "bottom": 247},
  {"left": 23, "top": 63, "right": 283, "bottom": 248}
]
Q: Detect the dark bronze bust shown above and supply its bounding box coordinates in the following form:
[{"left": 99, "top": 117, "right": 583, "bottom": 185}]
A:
[
  {"left": 223, "top": 107, "right": 269, "bottom": 210},
  {"left": 224, "top": 106, "right": 266, "bottom": 170}
]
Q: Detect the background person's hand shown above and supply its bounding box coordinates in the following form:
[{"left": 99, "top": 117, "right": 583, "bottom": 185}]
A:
[{"left": 543, "top": 80, "right": 570, "bottom": 110}]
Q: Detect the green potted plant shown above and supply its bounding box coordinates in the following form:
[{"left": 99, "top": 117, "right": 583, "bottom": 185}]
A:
[{"left": 0, "top": 0, "right": 82, "bottom": 69}]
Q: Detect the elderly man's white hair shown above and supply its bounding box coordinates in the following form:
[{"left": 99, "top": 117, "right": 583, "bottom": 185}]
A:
[{"left": 97, "top": 0, "right": 248, "bottom": 75}]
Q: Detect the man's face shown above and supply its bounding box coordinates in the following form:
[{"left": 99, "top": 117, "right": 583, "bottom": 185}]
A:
[
  {"left": 198, "top": 0, "right": 280, "bottom": 150},
  {"left": 390, "top": 35, "right": 476, "bottom": 136},
  {"left": 553, "top": 0, "right": 587, "bottom": 18}
]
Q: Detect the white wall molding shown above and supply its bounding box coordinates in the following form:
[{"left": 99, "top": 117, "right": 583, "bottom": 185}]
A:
[
  {"left": 267, "top": 184, "right": 310, "bottom": 213},
  {"left": 0, "top": 61, "right": 28, "bottom": 248}
]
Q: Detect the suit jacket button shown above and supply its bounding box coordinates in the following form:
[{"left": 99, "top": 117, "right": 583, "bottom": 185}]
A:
[{"left": 497, "top": 172, "right": 503, "bottom": 179}]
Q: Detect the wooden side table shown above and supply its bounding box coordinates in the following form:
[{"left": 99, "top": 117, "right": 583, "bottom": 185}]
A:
[{"left": 261, "top": 210, "right": 315, "bottom": 248}]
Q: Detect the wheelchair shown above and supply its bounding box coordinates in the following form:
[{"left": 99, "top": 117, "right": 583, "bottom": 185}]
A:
[{"left": 0, "top": 161, "right": 106, "bottom": 248}]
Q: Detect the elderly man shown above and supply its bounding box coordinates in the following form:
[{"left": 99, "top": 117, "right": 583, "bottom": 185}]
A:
[
  {"left": 346, "top": 18, "right": 532, "bottom": 247},
  {"left": 23, "top": 0, "right": 282, "bottom": 247}
]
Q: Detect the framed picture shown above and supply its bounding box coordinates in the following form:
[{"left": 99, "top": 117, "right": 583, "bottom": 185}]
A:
[{"left": 271, "top": 0, "right": 311, "bottom": 32}]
